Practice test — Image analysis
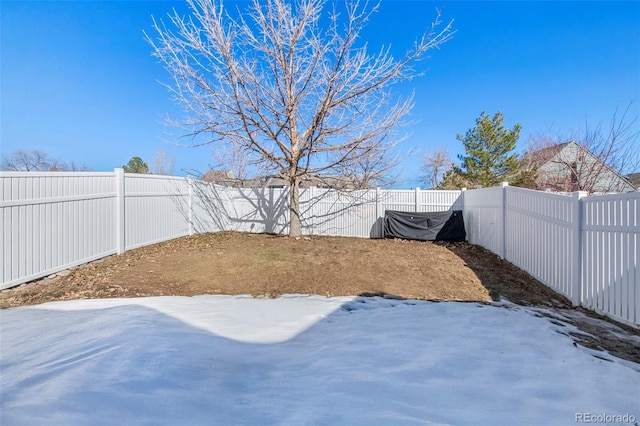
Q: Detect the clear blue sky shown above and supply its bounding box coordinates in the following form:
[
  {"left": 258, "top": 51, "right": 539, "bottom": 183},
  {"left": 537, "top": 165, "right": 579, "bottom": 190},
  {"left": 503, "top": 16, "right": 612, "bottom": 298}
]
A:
[{"left": 2, "top": 0, "right": 639, "bottom": 187}]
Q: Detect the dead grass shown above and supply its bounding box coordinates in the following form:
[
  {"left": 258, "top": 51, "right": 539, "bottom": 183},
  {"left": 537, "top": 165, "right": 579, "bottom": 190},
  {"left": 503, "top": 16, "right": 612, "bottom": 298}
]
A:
[{"left": 1, "top": 231, "right": 638, "bottom": 364}]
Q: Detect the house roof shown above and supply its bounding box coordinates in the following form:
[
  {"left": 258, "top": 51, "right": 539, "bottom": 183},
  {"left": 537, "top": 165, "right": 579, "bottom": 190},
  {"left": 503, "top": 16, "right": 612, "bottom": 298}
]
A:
[
  {"left": 268, "top": 172, "right": 367, "bottom": 190},
  {"left": 521, "top": 141, "right": 573, "bottom": 169},
  {"left": 522, "top": 141, "right": 637, "bottom": 192},
  {"left": 201, "top": 170, "right": 236, "bottom": 183},
  {"left": 199, "top": 169, "right": 367, "bottom": 190},
  {"left": 627, "top": 173, "right": 640, "bottom": 188}
]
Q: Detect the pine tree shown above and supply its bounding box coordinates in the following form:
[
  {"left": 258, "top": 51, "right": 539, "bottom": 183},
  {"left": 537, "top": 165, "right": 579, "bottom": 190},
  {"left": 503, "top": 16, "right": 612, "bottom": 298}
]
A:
[
  {"left": 123, "top": 157, "right": 149, "bottom": 174},
  {"left": 453, "top": 111, "right": 522, "bottom": 187}
]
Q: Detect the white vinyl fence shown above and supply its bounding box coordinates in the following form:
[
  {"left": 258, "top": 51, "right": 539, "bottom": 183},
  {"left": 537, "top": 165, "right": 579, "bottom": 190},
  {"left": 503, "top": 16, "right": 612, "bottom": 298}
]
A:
[
  {"left": 188, "top": 184, "right": 463, "bottom": 238},
  {"left": 123, "top": 173, "right": 192, "bottom": 251},
  {"left": 1, "top": 172, "right": 119, "bottom": 289},
  {"left": 2, "top": 171, "right": 637, "bottom": 326},
  {"left": 0, "top": 170, "right": 462, "bottom": 289},
  {"left": 581, "top": 192, "right": 639, "bottom": 326},
  {"left": 465, "top": 184, "right": 639, "bottom": 327}
]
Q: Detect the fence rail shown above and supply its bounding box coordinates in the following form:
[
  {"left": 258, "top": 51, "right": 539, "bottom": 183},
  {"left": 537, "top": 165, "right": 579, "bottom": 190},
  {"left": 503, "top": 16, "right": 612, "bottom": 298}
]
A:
[{"left": 1, "top": 171, "right": 638, "bottom": 326}]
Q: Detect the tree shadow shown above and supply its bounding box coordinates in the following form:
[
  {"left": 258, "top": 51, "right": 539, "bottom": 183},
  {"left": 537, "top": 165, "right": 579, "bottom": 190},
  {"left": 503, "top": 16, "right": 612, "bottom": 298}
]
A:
[{"left": 187, "top": 184, "right": 382, "bottom": 237}]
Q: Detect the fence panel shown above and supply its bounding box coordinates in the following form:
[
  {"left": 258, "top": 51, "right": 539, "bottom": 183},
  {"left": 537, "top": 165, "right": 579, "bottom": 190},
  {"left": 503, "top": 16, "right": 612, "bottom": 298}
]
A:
[
  {"left": 462, "top": 186, "right": 504, "bottom": 256},
  {"left": 1, "top": 172, "right": 117, "bottom": 289},
  {"left": 190, "top": 181, "right": 230, "bottom": 234},
  {"left": 194, "top": 187, "right": 462, "bottom": 239},
  {"left": 216, "top": 187, "right": 289, "bottom": 235},
  {"left": 123, "top": 174, "right": 191, "bottom": 250},
  {"left": 379, "top": 190, "right": 416, "bottom": 213},
  {"left": 416, "top": 190, "right": 464, "bottom": 212},
  {"left": 300, "top": 188, "right": 378, "bottom": 238},
  {"left": 504, "top": 187, "right": 575, "bottom": 299},
  {"left": 581, "top": 192, "right": 639, "bottom": 326}
]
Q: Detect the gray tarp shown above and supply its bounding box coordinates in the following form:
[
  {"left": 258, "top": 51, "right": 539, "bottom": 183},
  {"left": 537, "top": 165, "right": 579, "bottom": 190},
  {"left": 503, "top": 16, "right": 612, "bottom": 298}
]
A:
[{"left": 383, "top": 210, "right": 466, "bottom": 242}]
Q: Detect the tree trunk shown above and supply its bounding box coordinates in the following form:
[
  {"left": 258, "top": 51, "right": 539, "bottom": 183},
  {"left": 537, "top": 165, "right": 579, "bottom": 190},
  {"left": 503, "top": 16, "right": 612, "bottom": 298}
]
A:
[{"left": 288, "top": 178, "right": 302, "bottom": 237}]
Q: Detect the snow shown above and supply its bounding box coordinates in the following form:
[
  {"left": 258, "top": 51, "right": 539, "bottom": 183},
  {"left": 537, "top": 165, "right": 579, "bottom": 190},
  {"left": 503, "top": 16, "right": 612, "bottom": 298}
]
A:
[{"left": 1, "top": 295, "right": 638, "bottom": 425}]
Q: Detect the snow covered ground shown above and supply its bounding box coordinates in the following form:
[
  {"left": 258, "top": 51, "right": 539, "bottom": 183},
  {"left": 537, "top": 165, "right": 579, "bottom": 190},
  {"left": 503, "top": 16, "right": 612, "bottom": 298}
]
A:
[{"left": 1, "top": 295, "right": 639, "bottom": 425}]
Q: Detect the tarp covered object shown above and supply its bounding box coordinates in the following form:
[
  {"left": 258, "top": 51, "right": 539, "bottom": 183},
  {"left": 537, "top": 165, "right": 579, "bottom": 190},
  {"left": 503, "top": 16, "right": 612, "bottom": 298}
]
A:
[{"left": 383, "top": 210, "right": 466, "bottom": 242}]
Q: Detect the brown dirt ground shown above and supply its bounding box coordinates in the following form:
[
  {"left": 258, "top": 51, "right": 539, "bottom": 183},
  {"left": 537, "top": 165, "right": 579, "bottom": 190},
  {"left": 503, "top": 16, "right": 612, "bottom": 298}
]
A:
[{"left": 2, "top": 232, "right": 638, "bottom": 365}]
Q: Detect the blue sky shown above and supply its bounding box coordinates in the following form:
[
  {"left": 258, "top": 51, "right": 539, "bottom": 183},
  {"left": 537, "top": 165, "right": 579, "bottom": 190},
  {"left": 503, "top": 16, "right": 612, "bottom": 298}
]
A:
[{"left": 2, "top": 0, "right": 639, "bottom": 187}]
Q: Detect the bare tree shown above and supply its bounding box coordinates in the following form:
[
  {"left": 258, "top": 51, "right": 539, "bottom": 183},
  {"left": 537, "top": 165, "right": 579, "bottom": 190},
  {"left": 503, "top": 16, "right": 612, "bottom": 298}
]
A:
[
  {"left": 2, "top": 149, "right": 55, "bottom": 171},
  {"left": 60, "top": 161, "right": 90, "bottom": 172},
  {"left": 522, "top": 105, "right": 639, "bottom": 194},
  {"left": 419, "top": 147, "right": 452, "bottom": 188},
  {"left": 1, "top": 149, "right": 89, "bottom": 172},
  {"left": 152, "top": 148, "right": 176, "bottom": 175},
  {"left": 210, "top": 145, "right": 256, "bottom": 182},
  {"left": 147, "top": 0, "right": 453, "bottom": 237}
]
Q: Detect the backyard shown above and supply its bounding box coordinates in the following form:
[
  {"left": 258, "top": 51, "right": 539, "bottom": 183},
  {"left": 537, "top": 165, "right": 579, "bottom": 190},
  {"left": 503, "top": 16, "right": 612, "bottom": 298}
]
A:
[{"left": 1, "top": 231, "right": 639, "bottom": 364}]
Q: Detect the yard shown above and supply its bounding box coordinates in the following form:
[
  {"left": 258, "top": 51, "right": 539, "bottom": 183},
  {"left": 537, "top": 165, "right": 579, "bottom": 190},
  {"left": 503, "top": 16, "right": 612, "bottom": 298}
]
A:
[
  {"left": 1, "top": 232, "right": 638, "bottom": 364},
  {"left": 2, "top": 232, "right": 639, "bottom": 425},
  {"left": 2, "top": 295, "right": 640, "bottom": 425}
]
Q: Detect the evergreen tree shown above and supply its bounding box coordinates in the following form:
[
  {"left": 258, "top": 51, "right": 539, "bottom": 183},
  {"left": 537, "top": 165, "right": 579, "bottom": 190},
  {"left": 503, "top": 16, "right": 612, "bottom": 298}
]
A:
[
  {"left": 437, "top": 169, "right": 470, "bottom": 190},
  {"left": 123, "top": 157, "right": 149, "bottom": 174},
  {"left": 452, "top": 111, "right": 522, "bottom": 187}
]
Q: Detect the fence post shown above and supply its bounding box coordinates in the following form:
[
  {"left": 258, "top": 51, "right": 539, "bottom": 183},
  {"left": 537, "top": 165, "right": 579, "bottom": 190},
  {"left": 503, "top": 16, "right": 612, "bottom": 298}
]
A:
[
  {"left": 187, "top": 176, "right": 194, "bottom": 236},
  {"left": 571, "top": 191, "right": 587, "bottom": 306},
  {"left": 415, "top": 187, "right": 420, "bottom": 212},
  {"left": 499, "top": 182, "right": 509, "bottom": 259},
  {"left": 308, "top": 186, "right": 316, "bottom": 235},
  {"left": 460, "top": 188, "right": 467, "bottom": 210},
  {"left": 376, "top": 187, "right": 382, "bottom": 238},
  {"left": 115, "top": 168, "right": 126, "bottom": 254}
]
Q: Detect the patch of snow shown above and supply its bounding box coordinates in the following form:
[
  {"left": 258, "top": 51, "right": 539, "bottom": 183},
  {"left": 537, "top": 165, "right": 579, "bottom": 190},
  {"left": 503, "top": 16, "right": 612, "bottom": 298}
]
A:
[{"left": 1, "top": 296, "right": 638, "bottom": 425}]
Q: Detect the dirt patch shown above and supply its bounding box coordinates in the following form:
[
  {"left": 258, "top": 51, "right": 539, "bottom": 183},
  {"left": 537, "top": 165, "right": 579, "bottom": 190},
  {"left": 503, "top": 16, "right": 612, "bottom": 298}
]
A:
[
  {"left": 2, "top": 232, "right": 638, "bottom": 364},
  {"left": 0, "top": 233, "right": 496, "bottom": 305}
]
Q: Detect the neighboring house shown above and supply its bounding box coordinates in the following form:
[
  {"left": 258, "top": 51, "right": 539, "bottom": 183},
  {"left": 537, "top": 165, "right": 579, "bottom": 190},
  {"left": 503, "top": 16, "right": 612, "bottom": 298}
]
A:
[
  {"left": 201, "top": 170, "right": 267, "bottom": 187},
  {"left": 200, "top": 169, "right": 367, "bottom": 190},
  {"left": 201, "top": 169, "right": 238, "bottom": 185},
  {"left": 266, "top": 172, "right": 368, "bottom": 190},
  {"left": 626, "top": 173, "right": 640, "bottom": 189},
  {"left": 522, "top": 141, "right": 637, "bottom": 194}
]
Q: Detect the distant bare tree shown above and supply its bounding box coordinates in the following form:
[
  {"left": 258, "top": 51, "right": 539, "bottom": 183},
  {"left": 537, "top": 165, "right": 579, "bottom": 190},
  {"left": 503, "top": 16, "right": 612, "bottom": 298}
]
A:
[
  {"left": 523, "top": 105, "right": 639, "bottom": 193},
  {"left": 59, "top": 161, "right": 90, "bottom": 172},
  {"left": 147, "top": 0, "right": 453, "bottom": 237},
  {"left": 1, "top": 149, "right": 55, "bottom": 171},
  {"left": 1, "top": 149, "right": 89, "bottom": 172},
  {"left": 209, "top": 146, "right": 254, "bottom": 182},
  {"left": 419, "top": 147, "right": 452, "bottom": 188},
  {"left": 152, "top": 148, "right": 176, "bottom": 175}
]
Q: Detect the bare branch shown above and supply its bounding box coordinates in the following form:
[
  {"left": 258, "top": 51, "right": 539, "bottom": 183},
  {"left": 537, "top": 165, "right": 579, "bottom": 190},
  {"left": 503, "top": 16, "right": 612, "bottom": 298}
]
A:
[
  {"left": 147, "top": 0, "right": 454, "bottom": 235},
  {"left": 419, "top": 147, "right": 452, "bottom": 189},
  {"left": 152, "top": 148, "right": 176, "bottom": 175},
  {"left": 1, "top": 149, "right": 90, "bottom": 172},
  {"left": 522, "top": 104, "right": 639, "bottom": 194}
]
